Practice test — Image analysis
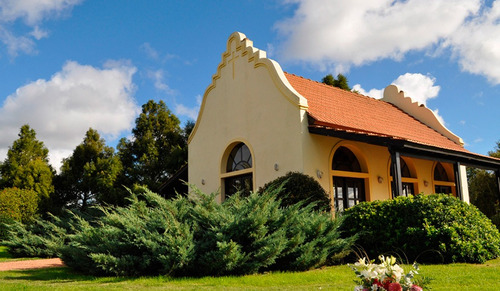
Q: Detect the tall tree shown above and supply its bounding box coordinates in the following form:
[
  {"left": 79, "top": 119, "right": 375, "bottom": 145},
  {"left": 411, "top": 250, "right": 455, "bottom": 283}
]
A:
[
  {"left": 117, "top": 100, "right": 186, "bottom": 192},
  {"left": 468, "top": 140, "right": 500, "bottom": 228},
  {"left": 322, "top": 73, "right": 352, "bottom": 91},
  {"left": 55, "top": 128, "right": 122, "bottom": 210},
  {"left": 0, "top": 125, "right": 54, "bottom": 203},
  {"left": 489, "top": 141, "right": 500, "bottom": 158}
]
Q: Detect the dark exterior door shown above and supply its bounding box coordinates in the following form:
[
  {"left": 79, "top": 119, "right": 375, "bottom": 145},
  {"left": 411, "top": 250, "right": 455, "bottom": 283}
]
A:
[{"left": 333, "top": 177, "right": 365, "bottom": 212}]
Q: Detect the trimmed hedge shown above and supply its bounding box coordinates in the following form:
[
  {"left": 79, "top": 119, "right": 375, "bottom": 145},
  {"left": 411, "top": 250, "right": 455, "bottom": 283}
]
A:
[
  {"left": 340, "top": 194, "right": 500, "bottom": 263},
  {"left": 258, "top": 172, "right": 331, "bottom": 212}
]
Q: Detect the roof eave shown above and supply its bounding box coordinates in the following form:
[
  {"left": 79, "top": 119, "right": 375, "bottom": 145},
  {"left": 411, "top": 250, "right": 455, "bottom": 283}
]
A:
[{"left": 308, "top": 125, "right": 500, "bottom": 170}]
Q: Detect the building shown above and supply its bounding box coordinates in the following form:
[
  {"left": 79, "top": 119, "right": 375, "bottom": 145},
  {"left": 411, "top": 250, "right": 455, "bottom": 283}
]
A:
[{"left": 188, "top": 32, "right": 500, "bottom": 211}]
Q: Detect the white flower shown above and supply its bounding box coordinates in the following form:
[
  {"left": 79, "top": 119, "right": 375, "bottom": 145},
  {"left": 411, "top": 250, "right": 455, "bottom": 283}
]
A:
[
  {"left": 360, "top": 269, "right": 377, "bottom": 279},
  {"left": 391, "top": 264, "right": 404, "bottom": 281},
  {"left": 355, "top": 257, "right": 367, "bottom": 267}
]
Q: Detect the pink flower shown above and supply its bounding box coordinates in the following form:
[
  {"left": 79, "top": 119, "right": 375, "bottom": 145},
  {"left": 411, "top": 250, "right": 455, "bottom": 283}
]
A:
[
  {"left": 410, "top": 285, "right": 423, "bottom": 291},
  {"left": 388, "top": 282, "right": 402, "bottom": 291}
]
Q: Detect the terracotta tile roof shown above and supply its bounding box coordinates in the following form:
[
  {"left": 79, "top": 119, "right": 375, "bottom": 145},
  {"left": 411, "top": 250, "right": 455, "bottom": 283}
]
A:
[{"left": 284, "top": 73, "right": 471, "bottom": 154}]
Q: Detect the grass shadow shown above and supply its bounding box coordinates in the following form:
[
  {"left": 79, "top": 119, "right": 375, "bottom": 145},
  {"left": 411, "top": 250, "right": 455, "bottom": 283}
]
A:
[
  {"left": 1, "top": 267, "right": 144, "bottom": 284},
  {"left": 0, "top": 246, "right": 13, "bottom": 260}
]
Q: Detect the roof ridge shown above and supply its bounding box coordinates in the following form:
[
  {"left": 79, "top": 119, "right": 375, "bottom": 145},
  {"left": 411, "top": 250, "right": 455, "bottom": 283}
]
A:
[{"left": 383, "top": 101, "right": 459, "bottom": 145}]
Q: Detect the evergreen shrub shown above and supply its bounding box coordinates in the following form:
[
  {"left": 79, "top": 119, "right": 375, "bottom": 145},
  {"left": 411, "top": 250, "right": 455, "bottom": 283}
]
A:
[
  {"left": 258, "top": 172, "right": 331, "bottom": 211},
  {"left": 187, "top": 186, "right": 353, "bottom": 276},
  {"left": 3, "top": 214, "right": 67, "bottom": 258},
  {"left": 340, "top": 194, "right": 500, "bottom": 263},
  {"left": 59, "top": 189, "right": 195, "bottom": 276},
  {"left": 4, "top": 186, "right": 354, "bottom": 277}
]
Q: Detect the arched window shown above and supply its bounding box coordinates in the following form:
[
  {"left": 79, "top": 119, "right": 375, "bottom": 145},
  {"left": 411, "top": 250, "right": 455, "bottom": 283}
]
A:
[
  {"left": 221, "top": 142, "right": 253, "bottom": 200},
  {"left": 227, "top": 143, "right": 252, "bottom": 172},
  {"left": 331, "top": 146, "right": 367, "bottom": 212},
  {"left": 433, "top": 162, "right": 454, "bottom": 194},
  {"left": 434, "top": 162, "right": 449, "bottom": 181},
  {"left": 332, "top": 146, "right": 362, "bottom": 172},
  {"left": 390, "top": 157, "right": 418, "bottom": 196}
]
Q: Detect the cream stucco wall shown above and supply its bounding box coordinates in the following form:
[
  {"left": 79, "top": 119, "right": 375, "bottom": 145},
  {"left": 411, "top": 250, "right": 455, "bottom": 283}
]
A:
[{"left": 188, "top": 32, "right": 309, "bottom": 202}]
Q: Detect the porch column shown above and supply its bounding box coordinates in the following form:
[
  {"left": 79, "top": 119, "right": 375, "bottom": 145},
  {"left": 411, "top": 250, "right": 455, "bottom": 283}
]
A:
[
  {"left": 390, "top": 150, "right": 403, "bottom": 198},
  {"left": 453, "top": 162, "right": 463, "bottom": 200},
  {"left": 497, "top": 169, "right": 500, "bottom": 203}
]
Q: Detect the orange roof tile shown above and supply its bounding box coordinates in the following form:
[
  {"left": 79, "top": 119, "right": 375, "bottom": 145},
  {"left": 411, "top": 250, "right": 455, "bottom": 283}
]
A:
[{"left": 284, "top": 73, "right": 471, "bottom": 154}]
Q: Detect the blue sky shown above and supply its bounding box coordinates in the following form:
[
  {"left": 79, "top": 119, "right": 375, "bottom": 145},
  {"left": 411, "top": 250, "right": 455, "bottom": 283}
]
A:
[{"left": 0, "top": 0, "right": 499, "bottom": 170}]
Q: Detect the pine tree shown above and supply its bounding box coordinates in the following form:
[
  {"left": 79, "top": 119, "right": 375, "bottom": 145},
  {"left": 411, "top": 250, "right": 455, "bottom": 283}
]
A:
[
  {"left": 468, "top": 140, "right": 500, "bottom": 228},
  {"left": 55, "top": 128, "right": 122, "bottom": 210},
  {"left": 117, "top": 100, "right": 186, "bottom": 192},
  {"left": 0, "top": 125, "right": 54, "bottom": 202},
  {"left": 322, "top": 73, "right": 352, "bottom": 91}
]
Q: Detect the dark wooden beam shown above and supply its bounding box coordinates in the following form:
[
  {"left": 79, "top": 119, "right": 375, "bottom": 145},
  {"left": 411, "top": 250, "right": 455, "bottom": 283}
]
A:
[
  {"left": 390, "top": 149, "right": 403, "bottom": 198},
  {"left": 453, "top": 162, "right": 463, "bottom": 200},
  {"left": 496, "top": 169, "right": 500, "bottom": 204}
]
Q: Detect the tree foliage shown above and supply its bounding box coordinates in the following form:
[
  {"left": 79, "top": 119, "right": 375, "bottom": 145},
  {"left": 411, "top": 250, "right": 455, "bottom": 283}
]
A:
[
  {"left": 117, "top": 100, "right": 187, "bottom": 192},
  {"left": 488, "top": 140, "right": 500, "bottom": 158},
  {"left": 54, "top": 128, "right": 122, "bottom": 211},
  {"left": 0, "top": 188, "right": 39, "bottom": 224},
  {"left": 322, "top": 73, "right": 352, "bottom": 91},
  {"left": 468, "top": 140, "right": 500, "bottom": 229},
  {"left": 0, "top": 125, "right": 54, "bottom": 204}
]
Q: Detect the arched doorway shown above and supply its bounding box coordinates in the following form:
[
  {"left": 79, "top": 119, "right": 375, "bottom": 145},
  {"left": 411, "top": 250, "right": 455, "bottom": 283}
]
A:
[{"left": 331, "top": 146, "right": 368, "bottom": 212}]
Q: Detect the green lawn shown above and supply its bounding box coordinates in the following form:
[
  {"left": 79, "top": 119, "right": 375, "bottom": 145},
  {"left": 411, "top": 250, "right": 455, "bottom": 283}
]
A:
[{"left": 1, "top": 245, "right": 499, "bottom": 290}]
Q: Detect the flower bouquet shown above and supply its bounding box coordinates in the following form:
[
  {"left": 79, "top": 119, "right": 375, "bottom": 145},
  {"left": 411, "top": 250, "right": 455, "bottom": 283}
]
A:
[{"left": 349, "top": 255, "right": 424, "bottom": 291}]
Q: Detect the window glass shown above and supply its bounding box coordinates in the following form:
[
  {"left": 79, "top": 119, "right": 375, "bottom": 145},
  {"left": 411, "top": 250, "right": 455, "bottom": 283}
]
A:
[
  {"left": 226, "top": 143, "right": 252, "bottom": 172},
  {"left": 223, "top": 142, "right": 253, "bottom": 200},
  {"left": 332, "top": 146, "right": 361, "bottom": 172},
  {"left": 333, "top": 177, "right": 365, "bottom": 212},
  {"left": 434, "top": 163, "right": 449, "bottom": 181},
  {"left": 390, "top": 158, "right": 412, "bottom": 177}
]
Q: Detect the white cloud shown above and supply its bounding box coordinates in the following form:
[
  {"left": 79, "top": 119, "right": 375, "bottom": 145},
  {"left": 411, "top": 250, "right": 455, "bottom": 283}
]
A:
[
  {"left": 276, "top": 0, "right": 480, "bottom": 72},
  {"left": 0, "top": 0, "right": 82, "bottom": 57},
  {"left": 391, "top": 73, "right": 440, "bottom": 106},
  {"left": 0, "top": 27, "right": 36, "bottom": 56},
  {"left": 446, "top": 1, "right": 500, "bottom": 84},
  {"left": 0, "top": 60, "right": 140, "bottom": 170},
  {"left": 354, "top": 73, "right": 439, "bottom": 104},
  {"left": 352, "top": 85, "right": 383, "bottom": 99},
  {"left": 140, "top": 42, "right": 177, "bottom": 63},
  {"left": 140, "top": 43, "right": 160, "bottom": 60},
  {"left": 276, "top": 0, "right": 500, "bottom": 84},
  {"left": 0, "top": 0, "right": 82, "bottom": 25},
  {"left": 147, "top": 69, "right": 176, "bottom": 95},
  {"left": 354, "top": 73, "right": 444, "bottom": 123},
  {"left": 30, "top": 25, "right": 49, "bottom": 40},
  {"left": 175, "top": 94, "right": 202, "bottom": 121}
]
